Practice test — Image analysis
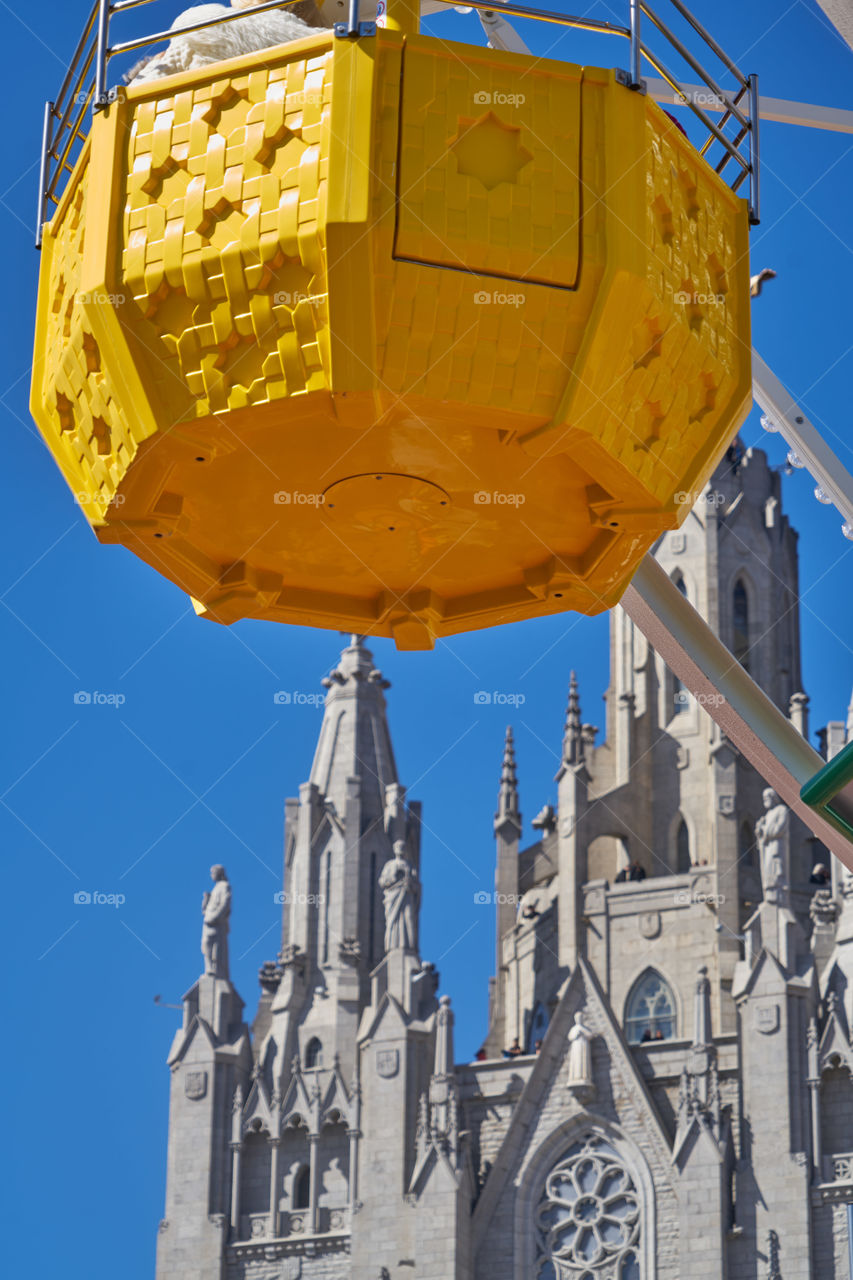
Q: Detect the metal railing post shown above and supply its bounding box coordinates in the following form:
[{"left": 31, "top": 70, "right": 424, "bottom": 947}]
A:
[
  {"left": 629, "top": 0, "right": 642, "bottom": 87},
  {"left": 36, "top": 101, "right": 54, "bottom": 248},
  {"left": 94, "top": 0, "right": 111, "bottom": 108},
  {"left": 748, "top": 72, "right": 760, "bottom": 224},
  {"left": 347, "top": 0, "right": 361, "bottom": 36}
]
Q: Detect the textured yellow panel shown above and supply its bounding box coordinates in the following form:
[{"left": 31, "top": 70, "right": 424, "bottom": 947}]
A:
[
  {"left": 31, "top": 146, "right": 140, "bottom": 525},
  {"left": 119, "top": 48, "right": 335, "bottom": 420},
  {"left": 395, "top": 44, "right": 581, "bottom": 287}
]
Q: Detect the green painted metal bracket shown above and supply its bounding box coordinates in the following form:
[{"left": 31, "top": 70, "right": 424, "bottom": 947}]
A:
[{"left": 801, "top": 740, "right": 853, "bottom": 843}]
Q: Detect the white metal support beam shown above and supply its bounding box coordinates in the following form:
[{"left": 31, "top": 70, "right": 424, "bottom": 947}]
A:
[
  {"left": 753, "top": 350, "right": 853, "bottom": 534},
  {"left": 645, "top": 76, "right": 853, "bottom": 135},
  {"left": 621, "top": 555, "right": 853, "bottom": 866}
]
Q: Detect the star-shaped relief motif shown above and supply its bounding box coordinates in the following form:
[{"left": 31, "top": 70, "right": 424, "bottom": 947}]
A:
[{"left": 448, "top": 111, "right": 533, "bottom": 192}]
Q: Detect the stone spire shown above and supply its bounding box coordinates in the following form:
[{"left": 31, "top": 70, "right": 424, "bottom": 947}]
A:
[
  {"left": 674, "top": 966, "right": 722, "bottom": 1153},
  {"left": 260, "top": 633, "right": 420, "bottom": 1088},
  {"left": 310, "top": 633, "right": 397, "bottom": 824},
  {"left": 846, "top": 684, "right": 853, "bottom": 741},
  {"left": 693, "top": 963, "right": 712, "bottom": 1049},
  {"left": 427, "top": 995, "right": 458, "bottom": 1153},
  {"left": 495, "top": 725, "right": 521, "bottom": 829},
  {"left": 563, "top": 671, "right": 584, "bottom": 766}
]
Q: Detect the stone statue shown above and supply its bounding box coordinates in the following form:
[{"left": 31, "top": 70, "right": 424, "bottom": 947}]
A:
[
  {"left": 202, "top": 864, "right": 231, "bottom": 978},
  {"left": 379, "top": 840, "right": 419, "bottom": 953},
  {"left": 756, "top": 788, "right": 790, "bottom": 901},
  {"left": 567, "top": 1012, "right": 594, "bottom": 1088}
]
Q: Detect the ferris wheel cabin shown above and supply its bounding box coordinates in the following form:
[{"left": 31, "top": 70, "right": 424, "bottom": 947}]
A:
[{"left": 31, "top": 0, "right": 759, "bottom": 649}]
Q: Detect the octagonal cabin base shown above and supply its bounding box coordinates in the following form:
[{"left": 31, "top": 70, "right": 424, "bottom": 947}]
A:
[{"left": 31, "top": 28, "right": 751, "bottom": 650}]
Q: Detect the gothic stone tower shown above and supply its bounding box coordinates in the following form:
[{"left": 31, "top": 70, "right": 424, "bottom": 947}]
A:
[
  {"left": 156, "top": 636, "right": 473, "bottom": 1280},
  {"left": 157, "top": 450, "right": 853, "bottom": 1280},
  {"left": 481, "top": 444, "right": 853, "bottom": 1278}
]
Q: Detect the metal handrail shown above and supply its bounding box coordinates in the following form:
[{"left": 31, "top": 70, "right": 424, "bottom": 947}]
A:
[
  {"left": 35, "top": 0, "right": 760, "bottom": 246},
  {"left": 640, "top": 2, "right": 749, "bottom": 130},
  {"left": 108, "top": 0, "right": 310, "bottom": 58}
]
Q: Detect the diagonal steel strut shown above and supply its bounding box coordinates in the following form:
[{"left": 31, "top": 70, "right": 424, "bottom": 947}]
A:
[{"left": 622, "top": 555, "right": 853, "bottom": 866}]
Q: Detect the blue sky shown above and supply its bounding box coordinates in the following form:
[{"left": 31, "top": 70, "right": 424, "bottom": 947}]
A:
[{"left": 1, "top": 0, "right": 852, "bottom": 1274}]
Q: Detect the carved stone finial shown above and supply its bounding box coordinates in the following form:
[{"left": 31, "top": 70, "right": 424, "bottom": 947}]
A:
[
  {"left": 496, "top": 726, "right": 521, "bottom": 826},
  {"left": 258, "top": 960, "right": 282, "bottom": 993},
  {"left": 564, "top": 671, "right": 584, "bottom": 766},
  {"left": 531, "top": 803, "right": 556, "bottom": 833}
]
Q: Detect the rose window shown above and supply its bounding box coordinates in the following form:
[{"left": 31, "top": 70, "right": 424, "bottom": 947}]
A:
[{"left": 534, "top": 1133, "right": 641, "bottom": 1279}]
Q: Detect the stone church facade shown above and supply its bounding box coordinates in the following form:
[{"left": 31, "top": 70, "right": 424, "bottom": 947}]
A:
[{"left": 156, "top": 445, "right": 853, "bottom": 1280}]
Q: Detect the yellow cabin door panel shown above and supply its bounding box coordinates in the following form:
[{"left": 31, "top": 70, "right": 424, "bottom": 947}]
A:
[{"left": 394, "top": 42, "right": 582, "bottom": 287}]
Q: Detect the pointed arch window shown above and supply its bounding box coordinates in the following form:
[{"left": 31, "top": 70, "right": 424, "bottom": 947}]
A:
[
  {"left": 534, "top": 1132, "right": 642, "bottom": 1278},
  {"left": 670, "top": 573, "right": 689, "bottom": 715},
  {"left": 739, "top": 819, "right": 756, "bottom": 868},
  {"left": 293, "top": 1164, "right": 310, "bottom": 1210},
  {"left": 676, "top": 819, "right": 691, "bottom": 873},
  {"left": 527, "top": 1002, "right": 550, "bottom": 1053},
  {"left": 625, "top": 970, "right": 676, "bottom": 1044},
  {"left": 305, "top": 1037, "right": 323, "bottom": 1069},
  {"left": 733, "top": 580, "right": 750, "bottom": 671}
]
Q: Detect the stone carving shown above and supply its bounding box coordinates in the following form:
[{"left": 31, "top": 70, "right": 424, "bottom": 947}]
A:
[
  {"left": 756, "top": 1004, "right": 780, "bottom": 1035},
  {"left": 584, "top": 884, "right": 606, "bottom": 914},
  {"left": 756, "top": 789, "right": 790, "bottom": 902},
  {"left": 639, "top": 911, "right": 661, "bottom": 939},
  {"left": 185, "top": 1069, "right": 207, "bottom": 1100},
  {"left": 691, "top": 872, "right": 714, "bottom": 900},
  {"left": 567, "top": 1012, "right": 595, "bottom": 1092},
  {"left": 379, "top": 841, "right": 419, "bottom": 953},
  {"left": 258, "top": 960, "right": 281, "bottom": 993},
  {"left": 376, "top": 1048, "right": 399, "bottom": 1078},
  {"left": 767, "top": 1228, "right": 782, "bottom": 1280},
  {"left": 718, "top": 794, "right": 735, "bottom": 815},
  {"left": 810, "top": 889, "right": 838, "bottom": 929},
  {"left": 339, "top": 936, "right": 361, "bottom": 965},
  {"left": 278, "top": 944, "right": 305, "bottom": 975},
  {"left": 201, "top": 864, "right": 231, "bottom": 979}
]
